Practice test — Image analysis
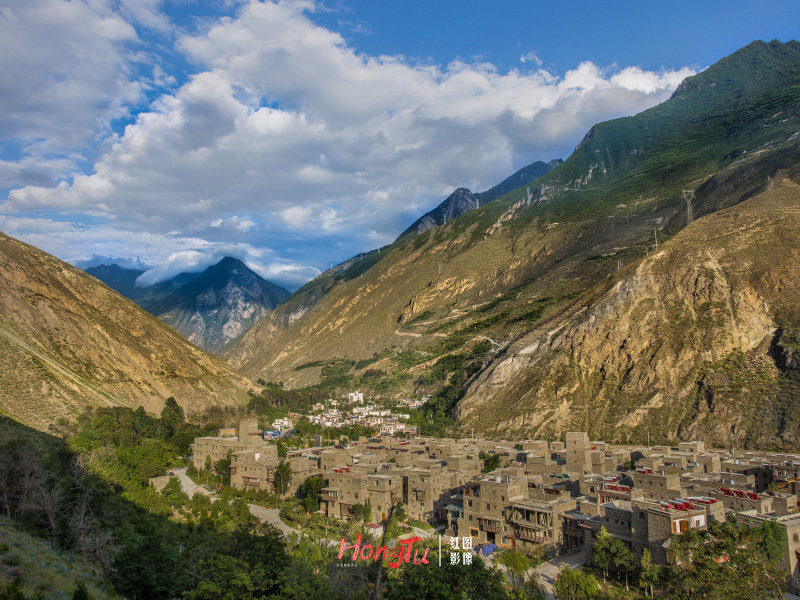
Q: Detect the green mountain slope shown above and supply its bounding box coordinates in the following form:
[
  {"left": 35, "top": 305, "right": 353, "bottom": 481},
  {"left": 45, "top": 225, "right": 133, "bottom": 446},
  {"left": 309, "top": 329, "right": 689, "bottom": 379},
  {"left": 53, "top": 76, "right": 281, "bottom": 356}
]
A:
[
  {"left": 0, "top": 232, "right": 254, "bottom": 432},
  {"left": 222, "top": 40, "right": 800, "bottom": 446}
]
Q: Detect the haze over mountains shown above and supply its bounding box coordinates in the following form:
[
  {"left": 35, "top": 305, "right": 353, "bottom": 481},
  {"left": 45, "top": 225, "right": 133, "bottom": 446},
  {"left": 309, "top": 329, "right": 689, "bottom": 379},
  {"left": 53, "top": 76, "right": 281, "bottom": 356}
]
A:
[
  {"left": 222, "top": 40, "right": 800, "bottom": 449},
  {"left": 86, "top": 257, "right": 290, "bottom": 353}
]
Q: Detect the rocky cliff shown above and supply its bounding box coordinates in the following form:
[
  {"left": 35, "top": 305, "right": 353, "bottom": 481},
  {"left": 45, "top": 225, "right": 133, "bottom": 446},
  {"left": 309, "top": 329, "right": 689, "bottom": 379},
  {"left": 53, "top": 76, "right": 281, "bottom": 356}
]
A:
[{"left": 456, "top": 181, "right": 800, "bottom": 448}]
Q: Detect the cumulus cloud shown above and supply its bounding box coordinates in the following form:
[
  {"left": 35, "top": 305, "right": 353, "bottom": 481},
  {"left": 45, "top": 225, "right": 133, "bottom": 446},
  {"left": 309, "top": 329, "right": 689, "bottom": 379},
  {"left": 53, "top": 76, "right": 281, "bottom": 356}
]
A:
[
  {"left": 0, "top": 0, "right": 146, "bottom": 187},
  {"left": 1, "top": 0, "right": 696, "bottom": 288}
]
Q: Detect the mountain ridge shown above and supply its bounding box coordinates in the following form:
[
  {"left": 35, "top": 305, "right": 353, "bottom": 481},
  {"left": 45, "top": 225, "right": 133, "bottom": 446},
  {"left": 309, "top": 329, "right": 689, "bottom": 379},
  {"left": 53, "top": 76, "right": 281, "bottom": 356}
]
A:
[
  {"left": 85, "top": 257, "right": 290, "bottom": 353},
  {"left": 221, "top": 39, "right": 800, "bottom": 448},
  {"left": 0, "top": 231, "right": 254, "bottom": 432}
]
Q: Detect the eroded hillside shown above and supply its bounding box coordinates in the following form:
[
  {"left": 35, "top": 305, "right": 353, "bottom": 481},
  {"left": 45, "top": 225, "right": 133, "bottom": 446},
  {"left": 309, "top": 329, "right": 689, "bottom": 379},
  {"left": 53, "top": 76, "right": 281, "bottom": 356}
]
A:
[{"left": 0, "top": 232, "right": 254, "bottom": 431}]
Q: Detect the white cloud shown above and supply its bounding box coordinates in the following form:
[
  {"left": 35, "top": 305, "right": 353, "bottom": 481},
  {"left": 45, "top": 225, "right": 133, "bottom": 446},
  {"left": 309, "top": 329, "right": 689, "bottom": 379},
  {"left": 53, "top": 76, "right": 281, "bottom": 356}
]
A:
[
  {"left": 0, "top": 214, "right": 318, "bottom": 289},
  {"left": 0, "top": 0, "right": 145, "bottom": 186},
  {"left": 1, "top": 0, "right": 696, "bottom": 288},
  {"left": 520, "top": 50, "right": 542, "bottom": 66}
]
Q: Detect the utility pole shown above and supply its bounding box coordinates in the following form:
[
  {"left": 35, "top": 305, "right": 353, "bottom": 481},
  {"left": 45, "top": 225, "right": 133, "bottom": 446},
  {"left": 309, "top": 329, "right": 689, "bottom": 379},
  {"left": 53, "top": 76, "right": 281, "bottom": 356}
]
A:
[
  {"left": 371, "top": 504, "right": 396, "bottom": 600},
  {"left": 654, "top": 228, "right": 658, "bottom": 250}
]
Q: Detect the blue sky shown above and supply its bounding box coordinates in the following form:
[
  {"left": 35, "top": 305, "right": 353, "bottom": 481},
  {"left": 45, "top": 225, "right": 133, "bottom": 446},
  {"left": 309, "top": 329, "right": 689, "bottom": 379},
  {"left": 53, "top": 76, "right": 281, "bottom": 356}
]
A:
[{"left": 0, "top": 0, "right": 797, "bottom": 290}]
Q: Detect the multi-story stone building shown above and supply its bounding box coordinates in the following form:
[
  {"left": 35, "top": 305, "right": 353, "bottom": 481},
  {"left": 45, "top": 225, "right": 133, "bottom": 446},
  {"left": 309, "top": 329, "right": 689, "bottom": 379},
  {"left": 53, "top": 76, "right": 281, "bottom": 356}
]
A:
[{"left": 191, "top": 418, "right": 264, "bottom": 471}]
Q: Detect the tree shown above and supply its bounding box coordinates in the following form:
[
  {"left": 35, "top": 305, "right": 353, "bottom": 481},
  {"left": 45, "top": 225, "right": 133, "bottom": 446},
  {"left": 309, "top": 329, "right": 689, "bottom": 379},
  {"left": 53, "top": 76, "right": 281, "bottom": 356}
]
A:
[
  {"left": 591, "top": 526, "right": 634, "bottom": 584},
  {"left": 386, "top": 547, "right": 509, "bottom": 600},
  {"left": 495, "top": 549, "right": 531, "bottom": 588},
  {"left": 299, "top": 475, "right": 325, "bottom": 512},
  {"left": 638, "top": 548, "right": 658, "bottom": 598},
  {"left": 214, "top": 456, "right": 232, "bottom": 485},
  {"left": 351, "top": 500, "right": 372, "bottom": 524},
  {"left": 660, "top": 517, "right": 786, "bottom": 600},
  {"left": 160, "top": 397, "right": 184, "bottom": 437},
  {"left": 274, "top": 460, "right": 292, "bottom": 496},
  {"left": 479, "top": 451, "right": 502, "bottom": 472},
  {"left": 553, "top": 567, "right": 599, "bottom": 600}
]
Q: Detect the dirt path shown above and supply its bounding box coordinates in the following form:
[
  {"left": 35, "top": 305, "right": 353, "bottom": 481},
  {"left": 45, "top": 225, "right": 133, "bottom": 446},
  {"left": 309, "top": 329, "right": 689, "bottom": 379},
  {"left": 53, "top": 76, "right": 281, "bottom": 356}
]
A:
[{"left": 531, "top": 550, "right": 586, "bottom": 599}]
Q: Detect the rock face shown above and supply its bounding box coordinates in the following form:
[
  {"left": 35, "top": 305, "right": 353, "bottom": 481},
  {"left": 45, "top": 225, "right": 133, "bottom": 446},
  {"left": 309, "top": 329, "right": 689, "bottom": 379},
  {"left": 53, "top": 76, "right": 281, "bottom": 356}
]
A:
[
  {"left": 0, "top": 232, "right": 254, "bottom": 432},
  {"left": 150, "top": 258, "right": 290, "bottom": 354},
  {"left": 400, "top": 159, "right": 561, "bottom": 238},
  {"left": 86, "top": 257, "right": 290, "bottom": 354},
  {"left": 402, "top": 188, "right": 481, "bottom": 237},
  {"left": 455, "top": 181, "right": 800, "bottom": 449}
]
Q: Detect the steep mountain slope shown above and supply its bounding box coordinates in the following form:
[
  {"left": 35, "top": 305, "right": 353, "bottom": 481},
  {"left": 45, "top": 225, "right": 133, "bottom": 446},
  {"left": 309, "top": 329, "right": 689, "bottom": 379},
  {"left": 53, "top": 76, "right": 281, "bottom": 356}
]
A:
[
  {"left": 151, "top": 257, "right": 290, "bottom": 353},
  {"left": 401, "top": 188, "right": 480, "bottom": 237},
  {"left": 475, "top": 158, "right": 563, "bottom": 204},
  {"left": 457, "top": 179, "right": 800, "bottom": 449},
  {"left": 85, "top": 263, "right": 199, "bottom": 307},
  {"left": 222, "top": 40, "right": 800, "bottom": 448},
  {"left": 400, "top": 159, "right": 561, "bottom": 238},
  {"left": 84, "top": 264, "right": 145, "bottom": 299},
  {"left": 0, "top": 232, "right": 254, "bottom": 431}
]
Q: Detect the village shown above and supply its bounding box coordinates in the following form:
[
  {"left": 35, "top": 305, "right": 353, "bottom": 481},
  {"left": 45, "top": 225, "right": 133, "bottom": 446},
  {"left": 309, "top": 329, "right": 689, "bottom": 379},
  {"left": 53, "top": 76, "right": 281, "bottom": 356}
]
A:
[{"left": 189, "top": 397, "right": 800, "bottom": 593}]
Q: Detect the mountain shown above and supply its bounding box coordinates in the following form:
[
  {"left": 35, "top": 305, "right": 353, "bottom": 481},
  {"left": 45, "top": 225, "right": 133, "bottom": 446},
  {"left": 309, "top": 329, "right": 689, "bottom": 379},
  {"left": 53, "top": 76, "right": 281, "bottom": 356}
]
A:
[
  {"left": 221, "top": 40, "right": 800, "bottom": 448},
  {"left": 401, "top": 188, "right": 480, "bottom": 237},
  {"left": 0, "top": 231, "right": 254, "bottom": 432},
  {"left": 475, "top": 158, "right": 563, "bottom": 204},
  {"left": 84, "top": 264, "right": 145, "bottom": 299},
  {"left": 85, "top": 258, "right": 290, "bottom": 353},
  {"left": 85, "top": 264, "right": 199, "bottom": 307},
  {"left": 400, "top": 159, "right": 561, "bottom": 238},
  {"left": 225, "top": 160, "right": 564, "bottom": 355},
  {"left": 151, "top": 257, "right": 291, "bottom": 354},
  {"left": 456, "top": 179, "right": 800, "bottom": 449}
]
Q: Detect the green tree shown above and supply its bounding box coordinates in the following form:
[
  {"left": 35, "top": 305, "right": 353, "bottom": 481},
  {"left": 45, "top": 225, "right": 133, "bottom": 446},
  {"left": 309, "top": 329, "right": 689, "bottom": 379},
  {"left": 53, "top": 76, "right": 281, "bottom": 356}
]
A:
[
  {"left": 160, "top": 397, "right": 184, "bottom": 437},
  {"left": 350, "top": 499, "right": 372, "bottom": 524},
  {"left": 660, "top": 517, "right": 786, "bottom": 600},
  {"left": 638, "top": 548, "right": 658, "bottom": 598},
  {"left": 479, "top": 451, "right": 502, "bottom": 472},
  {"left": 274, "top": 459, "right": 292, "bottom": 495},
  {"left": 213, "top": 456, "right": 231, "bottom": 485},
  {"left": 496, "top": 549, "right": 531, "bottom": 588},
  {"left": 553, "top": 567, "right": 599, "bottom": 600},
  {"left": 591, "top": 526, "right": 634, "bottom": 584},
  {"left": 386, "top": 549, "right": 509, "bottom": 600},
  {"left": 298, "top": 475, "right": 325, "bottom": 512}
]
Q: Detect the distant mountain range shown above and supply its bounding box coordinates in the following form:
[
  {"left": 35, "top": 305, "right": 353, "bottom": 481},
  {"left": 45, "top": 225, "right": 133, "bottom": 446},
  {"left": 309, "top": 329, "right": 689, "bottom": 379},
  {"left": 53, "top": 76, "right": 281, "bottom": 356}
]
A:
[
  {"left": 86, "top": 257, "right": 290, "bottom": 353},
  {"left": 400, "top": 159, "right": 562, "bottom": 237},
  {"left": 222, "top": 39, "right": 800, "bottom": 449},
  {"left": 0, "top": 232, "right": 253, "bottom": 431}
]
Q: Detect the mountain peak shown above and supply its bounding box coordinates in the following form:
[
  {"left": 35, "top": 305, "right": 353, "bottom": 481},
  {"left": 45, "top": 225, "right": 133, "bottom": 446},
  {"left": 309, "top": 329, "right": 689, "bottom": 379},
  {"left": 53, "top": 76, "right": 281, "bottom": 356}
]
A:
[
  {"left": 214, "top": 256, "right": 247, "bottom": 270},
  {"left": 151, "top": 257, "right": 290, "bottom": 353},
  {"left": 671, "top": 38, "right": 800, "bottom": 100}
]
